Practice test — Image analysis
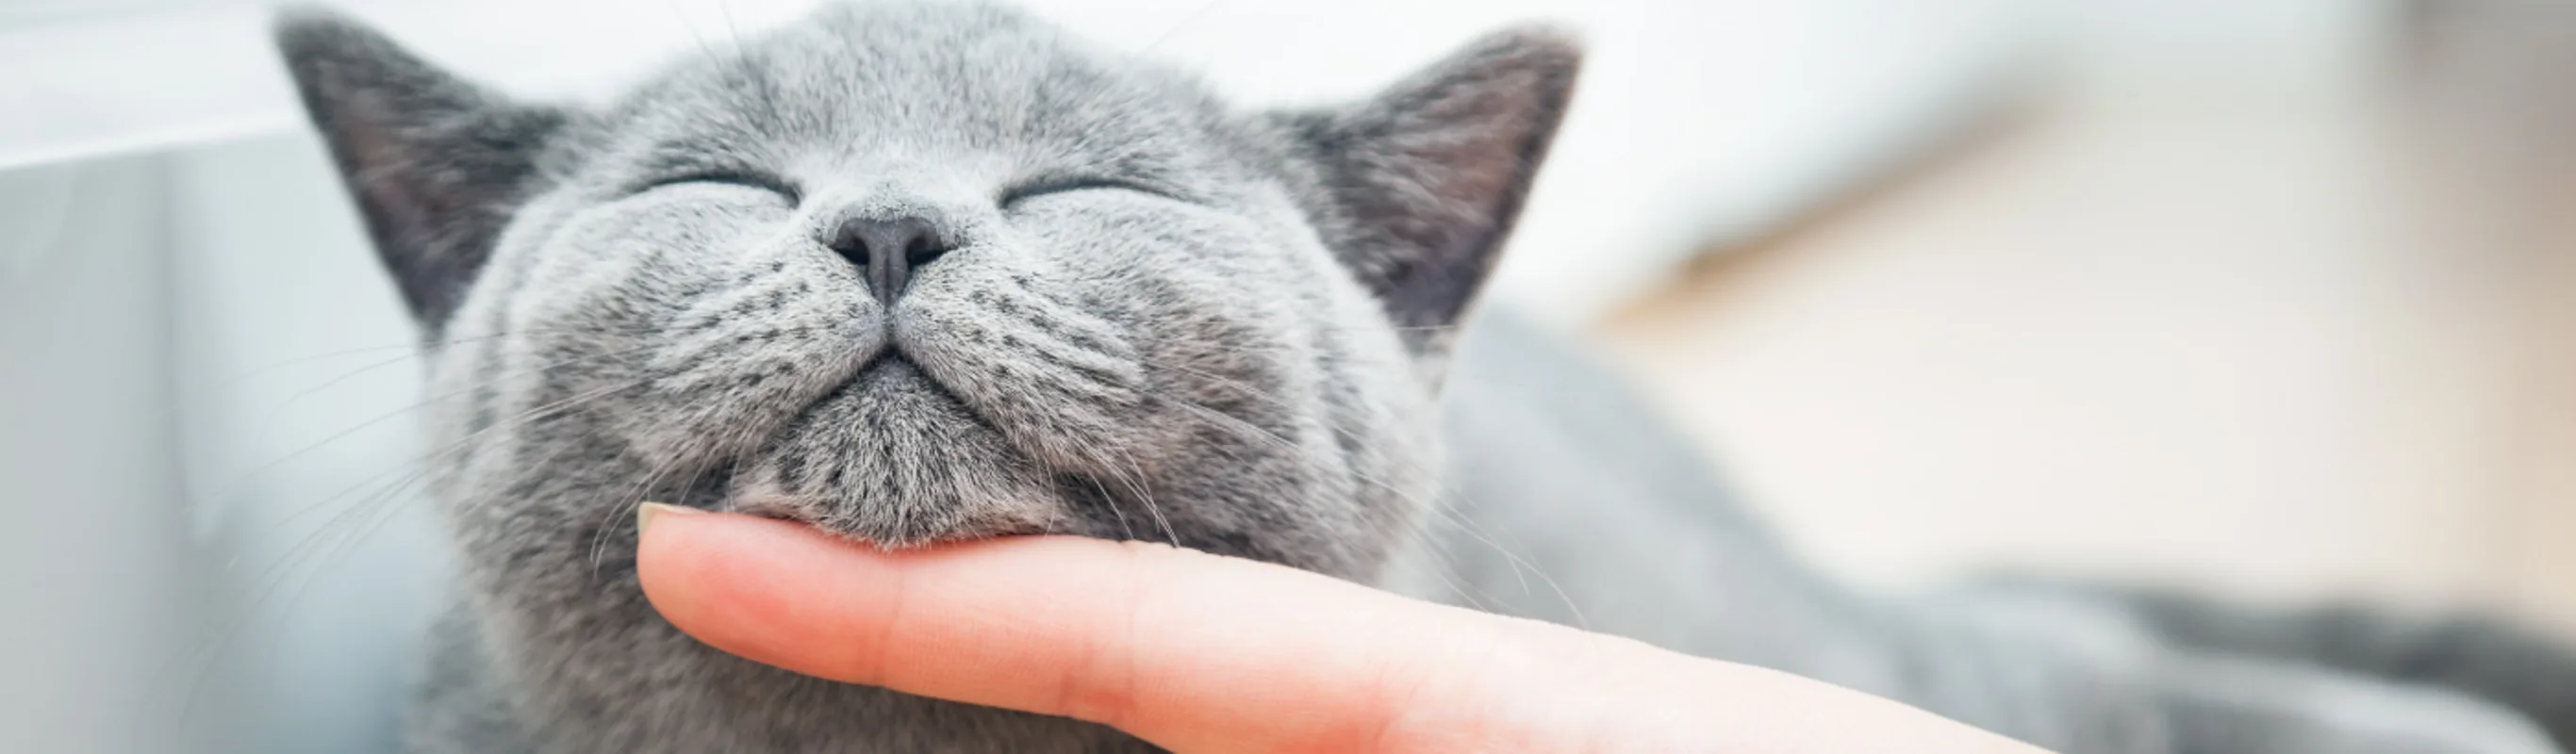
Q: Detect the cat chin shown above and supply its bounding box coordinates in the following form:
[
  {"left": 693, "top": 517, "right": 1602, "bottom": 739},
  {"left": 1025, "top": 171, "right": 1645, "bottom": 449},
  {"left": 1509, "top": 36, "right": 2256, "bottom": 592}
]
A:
[{"left": 713, "top": 358, "right": 1075, "bottom": 548}]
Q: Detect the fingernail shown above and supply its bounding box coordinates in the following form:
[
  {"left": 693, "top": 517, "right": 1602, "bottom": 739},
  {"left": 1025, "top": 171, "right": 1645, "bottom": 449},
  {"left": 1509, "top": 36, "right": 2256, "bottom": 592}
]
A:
[{"left": 637, "top": 501, "right": 700, "bottom": 534}]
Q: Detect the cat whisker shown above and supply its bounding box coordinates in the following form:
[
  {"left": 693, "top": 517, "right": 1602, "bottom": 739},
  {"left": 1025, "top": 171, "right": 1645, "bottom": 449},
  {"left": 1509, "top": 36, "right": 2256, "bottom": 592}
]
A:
[
  {"left": 1083, "top": 473, "right": 1139, "bottom": 542},
  {"left": 1142, "top": 400, "right": 1502, "bottom": 610},
  {"left": 1144, "top": 397, "right": 1513, "bottom": 614},
  {"left": 594, "top": 447, "right": 688, "bottom": 576},
  {"left": 199, "top": 338, "right": 682, "bottom": 533},
  {"left": 1131, "top": 353, "right": 1587, "bottom": 620},
  {"left": 593, "top": 393, "right": 771, "bottom": 574},
  {"left": 221, "top": 374, "right": 660, "bottom": 615},
  {"left": 227, "top": 329, "right": 677, "bottom": 475},
  {"left": 1148, "top": 385, "right": 1589, "bottom": 629},
  {"left": 1097, "top": 445, "right": 1181, "bottom": 549},
  {"left": 165, "top": 370, "right": 658, "bottom": 741},
  {"left": 212, "top": 322, "right": 707, "bottom": 387}
]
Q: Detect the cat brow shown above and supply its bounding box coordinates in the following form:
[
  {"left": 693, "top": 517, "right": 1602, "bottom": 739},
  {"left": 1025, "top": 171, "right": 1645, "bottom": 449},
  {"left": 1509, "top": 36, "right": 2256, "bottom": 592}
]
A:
[{"left": 637, "top": 138, "right": 770, "bottom": 173}]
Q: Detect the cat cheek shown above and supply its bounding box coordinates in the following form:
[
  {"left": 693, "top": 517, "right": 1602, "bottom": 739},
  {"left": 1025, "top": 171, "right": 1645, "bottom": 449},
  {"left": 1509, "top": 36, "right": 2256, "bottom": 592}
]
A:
[
  {"left": 615, "top": 284, "right": 882, "bottom": 467},
  {"left": 891, "top": 282, "right": 1158, "bottom": 475}
]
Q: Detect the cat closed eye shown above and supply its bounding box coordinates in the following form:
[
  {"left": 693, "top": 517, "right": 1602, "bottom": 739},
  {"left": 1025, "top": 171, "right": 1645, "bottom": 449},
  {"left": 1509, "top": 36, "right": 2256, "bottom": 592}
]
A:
[
  {"left": 646, "top": 172, "right": 801, "bottom": 205},
  {"left": 997, "top": 176, "right": 1172, "bottom": 207}
]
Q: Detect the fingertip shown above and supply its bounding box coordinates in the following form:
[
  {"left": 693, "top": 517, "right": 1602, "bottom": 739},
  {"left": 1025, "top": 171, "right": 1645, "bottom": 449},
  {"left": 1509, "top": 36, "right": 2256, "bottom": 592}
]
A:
[
  {"left": 635, "top": 509, "right": 877, "bottom": 676},
  {"left": 633, "top": 504, "right": 739, "bottom": 650}
]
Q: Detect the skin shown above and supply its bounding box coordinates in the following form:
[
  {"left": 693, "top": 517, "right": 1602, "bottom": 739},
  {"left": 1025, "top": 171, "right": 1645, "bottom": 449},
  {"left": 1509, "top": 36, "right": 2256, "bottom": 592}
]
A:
[{"left": 634, "top": 503, "right": 2054, "bottom": 753}]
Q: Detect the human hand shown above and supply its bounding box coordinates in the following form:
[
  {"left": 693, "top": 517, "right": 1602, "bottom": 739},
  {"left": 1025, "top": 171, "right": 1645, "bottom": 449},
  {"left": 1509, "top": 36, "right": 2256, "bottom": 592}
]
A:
[{"left": 634, "top": 503, "right": 2052, "bottom": 753}]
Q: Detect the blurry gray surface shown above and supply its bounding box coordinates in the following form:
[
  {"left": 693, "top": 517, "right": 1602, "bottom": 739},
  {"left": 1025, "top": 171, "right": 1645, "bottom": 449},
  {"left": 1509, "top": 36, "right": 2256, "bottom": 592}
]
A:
[
  {"left": 167, "top": 133, "right": 446, "bottom": 754},
  {"left": 0, "top": 136, "right": 444, "bottom": 754},
  {"left": 0, "top": 156, "right": 232, "bottom": 752}
]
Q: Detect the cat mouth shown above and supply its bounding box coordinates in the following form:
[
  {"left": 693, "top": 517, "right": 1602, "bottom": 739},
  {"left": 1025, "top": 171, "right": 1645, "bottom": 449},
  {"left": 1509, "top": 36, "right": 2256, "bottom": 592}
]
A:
[{"left": 854, "top": 350, "right": 1001, "bottom": 431}]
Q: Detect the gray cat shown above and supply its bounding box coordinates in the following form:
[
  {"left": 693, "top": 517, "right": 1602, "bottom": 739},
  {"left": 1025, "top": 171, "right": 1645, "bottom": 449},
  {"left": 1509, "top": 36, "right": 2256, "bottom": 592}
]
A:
[{"left": 274, "top": 2, "right": 2576, "bottom": 752}]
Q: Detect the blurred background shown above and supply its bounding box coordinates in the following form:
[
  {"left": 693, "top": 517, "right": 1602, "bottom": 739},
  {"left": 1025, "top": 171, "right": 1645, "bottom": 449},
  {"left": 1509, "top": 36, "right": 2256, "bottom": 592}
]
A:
[{"left": 3, "top": 0, "right": 2571, "bottom": 751}]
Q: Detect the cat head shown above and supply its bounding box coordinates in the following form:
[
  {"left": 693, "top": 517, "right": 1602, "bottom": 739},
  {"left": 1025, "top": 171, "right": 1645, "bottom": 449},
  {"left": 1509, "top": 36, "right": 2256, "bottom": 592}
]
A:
[{"left": 277, "top": 1, "right": 1577, "bottom": 580}]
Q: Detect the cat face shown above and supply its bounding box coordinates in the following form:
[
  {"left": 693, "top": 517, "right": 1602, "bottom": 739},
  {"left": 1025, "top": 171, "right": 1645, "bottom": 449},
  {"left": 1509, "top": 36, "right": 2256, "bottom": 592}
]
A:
[{"left": 280, "top": 1, "right": 1577, "bottom": 581}]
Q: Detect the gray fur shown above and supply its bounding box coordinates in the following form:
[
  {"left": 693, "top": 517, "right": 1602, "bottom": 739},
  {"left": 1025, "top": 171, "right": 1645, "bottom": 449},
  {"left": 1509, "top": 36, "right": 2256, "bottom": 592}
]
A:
[
  {"left": 272, "top": 3, "right": 2576, "bottom": 752},
  {"left": 2066, "top": 584, "right": 2576, "bottom": 749}
]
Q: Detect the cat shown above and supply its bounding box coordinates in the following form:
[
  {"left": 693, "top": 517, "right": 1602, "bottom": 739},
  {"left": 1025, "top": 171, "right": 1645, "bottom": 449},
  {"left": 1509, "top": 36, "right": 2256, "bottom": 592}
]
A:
[{"left": 274, "top": 2, "right": 2576, "bottom": 752}]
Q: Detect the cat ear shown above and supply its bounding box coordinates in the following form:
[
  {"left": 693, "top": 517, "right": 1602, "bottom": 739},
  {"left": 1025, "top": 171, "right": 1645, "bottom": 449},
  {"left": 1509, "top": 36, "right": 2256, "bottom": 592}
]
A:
[
  {"left": 274, "top": 9, "right": 570, "bottom": 329},
  {"left": 1275, "top": 27, "right": 1581, "bottom": 352}
]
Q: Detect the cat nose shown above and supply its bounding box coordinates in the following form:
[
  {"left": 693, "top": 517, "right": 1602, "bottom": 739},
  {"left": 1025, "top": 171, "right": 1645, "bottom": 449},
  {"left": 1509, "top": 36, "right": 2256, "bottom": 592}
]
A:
[{"left": 826, "top": 214, "right": 951, "bottom": 304}]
